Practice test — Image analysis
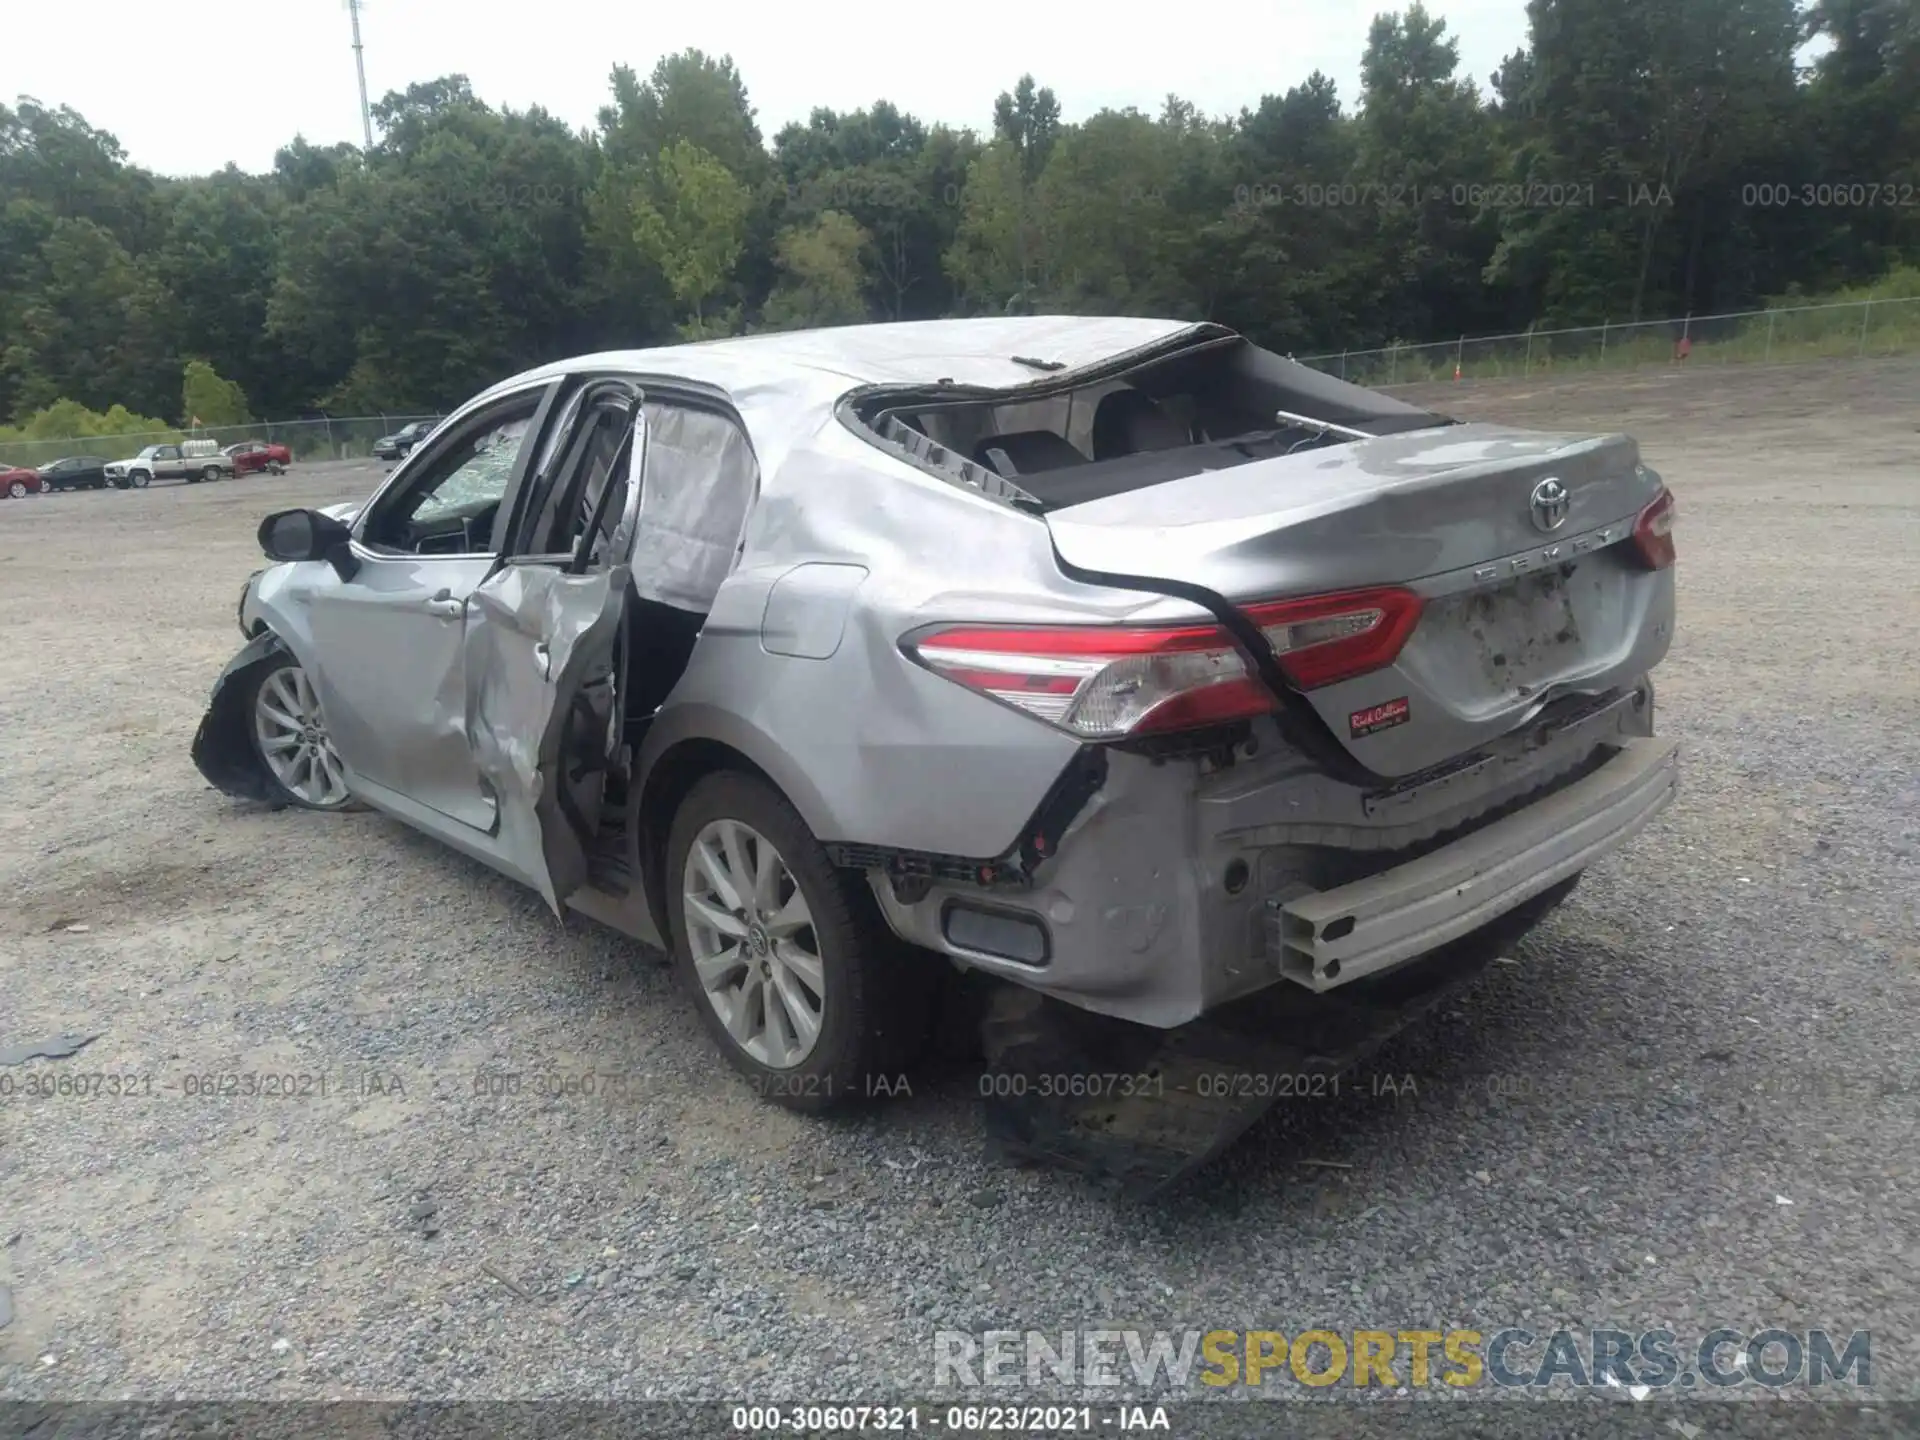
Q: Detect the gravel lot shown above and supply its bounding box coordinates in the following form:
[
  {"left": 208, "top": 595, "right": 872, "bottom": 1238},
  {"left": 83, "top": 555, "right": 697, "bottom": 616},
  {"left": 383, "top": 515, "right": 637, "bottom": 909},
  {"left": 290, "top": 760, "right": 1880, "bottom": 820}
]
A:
[{"left": 2, "top": 360, "right": 1916, "bottom": 1413}]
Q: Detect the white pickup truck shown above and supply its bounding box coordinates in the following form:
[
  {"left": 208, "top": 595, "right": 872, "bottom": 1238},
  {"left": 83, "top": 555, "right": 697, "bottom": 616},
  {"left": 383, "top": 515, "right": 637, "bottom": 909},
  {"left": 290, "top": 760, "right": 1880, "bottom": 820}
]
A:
[{"left": 105, "top": 440, "right": 234, "bottom": 488}]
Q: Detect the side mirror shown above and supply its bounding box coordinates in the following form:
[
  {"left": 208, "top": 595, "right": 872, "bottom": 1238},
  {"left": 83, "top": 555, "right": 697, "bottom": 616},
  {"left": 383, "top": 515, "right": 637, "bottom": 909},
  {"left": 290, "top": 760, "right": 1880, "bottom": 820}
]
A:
[{"left": 258, "top": 508, "right": 359, "bottom": 580}]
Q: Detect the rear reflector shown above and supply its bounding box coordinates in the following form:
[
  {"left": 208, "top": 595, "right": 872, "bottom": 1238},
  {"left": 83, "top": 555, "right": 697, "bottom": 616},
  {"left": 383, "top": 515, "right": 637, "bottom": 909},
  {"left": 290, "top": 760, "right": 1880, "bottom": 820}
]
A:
[
  {"left": 1631, "top": 488, "right": 1676, "bottom": 569},
  {"left": 905, "top": 586, "right": 1424, "bottom": 740}
]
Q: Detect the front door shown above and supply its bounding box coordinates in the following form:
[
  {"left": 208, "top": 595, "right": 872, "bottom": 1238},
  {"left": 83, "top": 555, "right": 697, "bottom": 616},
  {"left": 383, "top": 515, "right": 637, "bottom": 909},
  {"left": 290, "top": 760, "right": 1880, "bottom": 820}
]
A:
[
  {"left": 464, "top": 379, "right": 647, "bottom": 909},
  {"left": 306, "top": 384, "right": 553, "bottom": 830}
]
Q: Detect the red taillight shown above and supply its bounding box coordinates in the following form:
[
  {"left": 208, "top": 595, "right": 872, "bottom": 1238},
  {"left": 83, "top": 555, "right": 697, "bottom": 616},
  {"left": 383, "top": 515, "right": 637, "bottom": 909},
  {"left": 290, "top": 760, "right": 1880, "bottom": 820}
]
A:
[
  {"left": 905, "top": 586, "right": 1423, "bottom": 740},
  {"left": 1242, "top": 587, "right": 1426, "bottom": 689},
  {"left": 1631, "top": 488, "right": 1676, "bottom": 569}
]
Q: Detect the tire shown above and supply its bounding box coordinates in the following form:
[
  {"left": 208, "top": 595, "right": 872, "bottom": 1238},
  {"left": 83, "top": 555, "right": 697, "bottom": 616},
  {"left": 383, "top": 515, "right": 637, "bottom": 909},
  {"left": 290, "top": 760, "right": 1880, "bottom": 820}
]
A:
[
  {"left": 240, "top": 653, "right": 357, "bottom": 811},
  {"left": 203, "top": 465, "right": 222, "bottom": 483},
  {"left": 6, "top": 480, "right": 26, "bottom": 499},
  {"left": 666, "top": 770, "right": 932, "bottom": 1111},
  {"left": 130, "top": 471, "right": 150, "bottom": 489}
]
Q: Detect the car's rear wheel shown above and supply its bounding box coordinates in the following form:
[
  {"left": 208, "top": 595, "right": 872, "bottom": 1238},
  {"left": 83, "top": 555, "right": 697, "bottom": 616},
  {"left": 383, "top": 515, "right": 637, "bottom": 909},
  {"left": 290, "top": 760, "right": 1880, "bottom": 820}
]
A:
[
  {"left": 666, "top": 771, "right": 932, "bottom": 1111},
  {"left": 246, "top": 654, "right": 354, "bottom": 810}
]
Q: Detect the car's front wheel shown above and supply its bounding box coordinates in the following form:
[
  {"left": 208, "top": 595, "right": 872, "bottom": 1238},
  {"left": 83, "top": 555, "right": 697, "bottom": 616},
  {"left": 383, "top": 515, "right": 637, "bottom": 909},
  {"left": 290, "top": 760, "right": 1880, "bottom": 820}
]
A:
[
  {"left": 5, "top": 479, "right": 26, "bottom": 499},
  {"left": 244, "top": 654, "right": 355, "bottom": 810},
  {"left": 202, "top": 464, "right": 222, "bottom": 482},
  {"left": 666, "top": 771, "right": 931, "bottom": 1111},
  {"left": 130, "top": 471, "right": 150, "bottom": 489}
]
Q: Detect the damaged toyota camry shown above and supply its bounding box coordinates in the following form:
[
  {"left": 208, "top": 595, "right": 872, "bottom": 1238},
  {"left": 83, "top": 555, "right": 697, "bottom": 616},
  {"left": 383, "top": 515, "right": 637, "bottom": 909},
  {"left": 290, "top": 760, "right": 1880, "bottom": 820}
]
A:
[{"left": 192, "top": 317, "right": 1677, "bottom": 1179}]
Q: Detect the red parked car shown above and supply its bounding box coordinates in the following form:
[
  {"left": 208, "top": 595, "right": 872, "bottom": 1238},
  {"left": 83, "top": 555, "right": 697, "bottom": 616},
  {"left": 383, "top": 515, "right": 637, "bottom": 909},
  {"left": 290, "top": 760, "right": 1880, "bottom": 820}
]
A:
[
  {"left": 2, "top": 464, "right": 48, "bottom": 498},
  {"left": 223, "top": 441, "right": 293, "bottom": 476}
]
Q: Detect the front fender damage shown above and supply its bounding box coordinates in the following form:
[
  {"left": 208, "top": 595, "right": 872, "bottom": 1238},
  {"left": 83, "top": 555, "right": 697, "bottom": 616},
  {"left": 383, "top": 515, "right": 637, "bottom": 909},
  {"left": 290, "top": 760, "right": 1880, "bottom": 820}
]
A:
[{"left": 190, "top": 631, "right": 287, "bottom": 804}]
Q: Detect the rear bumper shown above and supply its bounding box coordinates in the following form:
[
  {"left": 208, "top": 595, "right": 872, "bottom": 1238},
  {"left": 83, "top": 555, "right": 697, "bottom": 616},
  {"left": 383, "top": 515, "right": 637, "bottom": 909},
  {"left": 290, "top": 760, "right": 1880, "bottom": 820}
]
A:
[
  {"left": 1267, "top": 736, "right": 1678, "bottom": 991},
  {"left": 870, "top": 700, "right": 1674, "bottom": 1029}
]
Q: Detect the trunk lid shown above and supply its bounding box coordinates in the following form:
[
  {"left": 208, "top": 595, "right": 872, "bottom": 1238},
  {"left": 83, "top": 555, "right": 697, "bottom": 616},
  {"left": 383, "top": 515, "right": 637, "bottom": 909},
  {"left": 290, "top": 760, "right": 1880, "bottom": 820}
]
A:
[{"left": 1045, "top": 422, "right": 1674, "bottom": 777}]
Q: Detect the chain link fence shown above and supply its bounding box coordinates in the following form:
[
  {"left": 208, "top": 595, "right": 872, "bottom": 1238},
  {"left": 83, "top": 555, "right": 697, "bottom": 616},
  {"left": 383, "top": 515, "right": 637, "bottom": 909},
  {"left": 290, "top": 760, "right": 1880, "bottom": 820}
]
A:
[
  {"left": 0, "top": 414, "right": 441, "bottom": 473},
  {"left": 1296, "top": 296, "right": 1920, "bottom": 388}
]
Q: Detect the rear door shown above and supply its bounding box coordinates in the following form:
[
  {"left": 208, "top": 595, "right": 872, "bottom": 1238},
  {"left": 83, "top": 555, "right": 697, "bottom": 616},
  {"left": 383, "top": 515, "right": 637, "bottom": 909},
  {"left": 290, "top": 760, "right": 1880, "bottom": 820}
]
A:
[{"left": 463, "top": 378, "right": 647, "bottom": 912}]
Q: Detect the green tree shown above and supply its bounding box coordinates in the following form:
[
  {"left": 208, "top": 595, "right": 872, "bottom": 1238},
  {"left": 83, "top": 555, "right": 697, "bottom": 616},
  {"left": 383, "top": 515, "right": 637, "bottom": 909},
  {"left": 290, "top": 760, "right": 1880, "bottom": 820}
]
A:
[
  {"left": 182, "top": 359, "right": 252, "bottom": 426},
  {"left": 1353, "top": 3, "right": 1505, "bottom": 339},
  {"left": 956, "top": 75, "right": 1063, "bottom": 309},
  {"left": 632, "top": 140, "right": 753, "bottom": 337},
  {"left": 945, "top": 141, "right": 1039, "bottom": 313},
  {"left": 584, "top": 51, "right": 767, "bottom": 346},
  {"left": 155, "top": 171, "right": 295, "bottom": 412},
  {"left": 266, "top": 76, "right": 595, "bottom": 410},
  {"left": 0, "top": 399, "right": 175, "bottom": 447},
  {"left": 1489, "top": 0, "right": 1804, "bottom": 322},
  {"left": 762, "top": 211, "right": 873, "bottom": 329},
  {"left": 0, "top": 206, "right": 177, "bottom": 420},
  {"left": 1206, "top": 73, "right": 1372, "bottom": 350}
]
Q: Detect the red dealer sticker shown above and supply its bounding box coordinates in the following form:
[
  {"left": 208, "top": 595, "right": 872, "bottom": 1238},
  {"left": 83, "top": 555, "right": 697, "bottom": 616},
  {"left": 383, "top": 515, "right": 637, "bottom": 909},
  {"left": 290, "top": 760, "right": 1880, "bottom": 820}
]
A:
[{"left": 1349, "top": 696, "right": 1411, "bottom": 738}]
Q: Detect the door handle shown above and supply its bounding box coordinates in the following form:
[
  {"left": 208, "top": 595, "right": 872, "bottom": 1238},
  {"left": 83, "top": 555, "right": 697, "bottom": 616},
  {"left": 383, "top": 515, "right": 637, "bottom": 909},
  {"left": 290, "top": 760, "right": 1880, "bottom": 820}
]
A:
[
  {"left": 533, "top": 642, "right": 551, "bottom": 679},
  {"left": 423, "top": 591, "right": 464, "bottom": 619}
]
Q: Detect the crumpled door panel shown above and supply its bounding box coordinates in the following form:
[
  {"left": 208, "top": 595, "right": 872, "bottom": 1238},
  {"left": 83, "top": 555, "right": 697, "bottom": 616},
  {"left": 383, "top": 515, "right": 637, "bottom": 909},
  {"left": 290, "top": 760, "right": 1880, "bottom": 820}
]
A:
[{"left": 464, "top": 559, "right": 629, "bottom": 912}]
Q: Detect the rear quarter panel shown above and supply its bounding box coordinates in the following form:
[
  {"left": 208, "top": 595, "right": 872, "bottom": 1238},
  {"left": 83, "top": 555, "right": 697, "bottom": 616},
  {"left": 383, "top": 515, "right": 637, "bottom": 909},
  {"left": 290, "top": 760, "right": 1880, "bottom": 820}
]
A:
[{"left": 640, "top": 422, "right": 1215, "bottom": 858}]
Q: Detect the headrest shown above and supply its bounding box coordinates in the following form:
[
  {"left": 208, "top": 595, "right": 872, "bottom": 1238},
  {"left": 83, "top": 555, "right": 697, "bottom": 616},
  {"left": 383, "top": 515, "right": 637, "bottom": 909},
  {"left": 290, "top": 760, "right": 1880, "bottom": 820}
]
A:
[
  {"left": 1091, "top": 389, "right": 1189, "bottom": 460},
  {"left": 971, "top": 430, "right": 1089, "bottom": 477}
]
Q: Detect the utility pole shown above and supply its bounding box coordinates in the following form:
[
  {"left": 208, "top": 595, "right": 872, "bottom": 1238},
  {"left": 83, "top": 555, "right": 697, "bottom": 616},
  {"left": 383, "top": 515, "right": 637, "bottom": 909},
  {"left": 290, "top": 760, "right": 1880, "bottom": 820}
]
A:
[{"left": 347, "top": 0, "right": 373, "bottom": 150}]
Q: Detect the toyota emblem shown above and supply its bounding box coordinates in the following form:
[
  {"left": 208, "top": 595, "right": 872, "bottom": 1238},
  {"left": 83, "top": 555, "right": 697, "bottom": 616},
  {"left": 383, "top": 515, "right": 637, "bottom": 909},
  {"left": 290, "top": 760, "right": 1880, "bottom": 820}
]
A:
[{"left": 1529, "top": 476, "right": 1570, "bottom": 532}]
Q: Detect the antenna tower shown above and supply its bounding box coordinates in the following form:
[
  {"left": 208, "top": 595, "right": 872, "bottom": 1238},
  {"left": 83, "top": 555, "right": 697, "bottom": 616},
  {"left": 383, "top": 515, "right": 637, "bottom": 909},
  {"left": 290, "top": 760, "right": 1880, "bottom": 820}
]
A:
[{"left": 347, "top": 0, "right": 373, "bottom": 149}]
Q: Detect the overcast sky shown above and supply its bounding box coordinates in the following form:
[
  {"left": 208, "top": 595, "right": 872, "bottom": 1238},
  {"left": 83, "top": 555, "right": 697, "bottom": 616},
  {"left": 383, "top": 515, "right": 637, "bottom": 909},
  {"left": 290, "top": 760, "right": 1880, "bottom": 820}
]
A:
[{"left": 9, "top": 0, "right": 1533, "bottom": 177}]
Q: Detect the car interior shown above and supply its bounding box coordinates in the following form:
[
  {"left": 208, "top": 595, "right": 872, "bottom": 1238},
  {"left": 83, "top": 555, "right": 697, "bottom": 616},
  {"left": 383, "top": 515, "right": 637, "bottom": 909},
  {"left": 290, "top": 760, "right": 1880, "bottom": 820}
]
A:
[
  {"left": 359, "top": 404, "right": 535, "bottom": 556},
  {"left": 853, "top": 335, "right": 1454, "bottom": 511}
]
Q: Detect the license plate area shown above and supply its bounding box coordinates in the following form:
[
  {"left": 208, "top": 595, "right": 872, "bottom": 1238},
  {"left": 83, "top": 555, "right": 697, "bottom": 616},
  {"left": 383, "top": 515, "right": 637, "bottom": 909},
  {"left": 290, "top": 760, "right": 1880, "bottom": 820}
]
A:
[{"left": 1426, "top": 565, "right": 1584, "bottom": 697}]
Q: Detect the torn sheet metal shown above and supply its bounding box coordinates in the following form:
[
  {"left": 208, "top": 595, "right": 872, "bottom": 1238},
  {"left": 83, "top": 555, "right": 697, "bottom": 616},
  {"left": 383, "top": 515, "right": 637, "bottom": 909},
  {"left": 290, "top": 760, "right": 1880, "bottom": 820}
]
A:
[{"left": 463, "top": 560, "right": 628, "bottom": 913}]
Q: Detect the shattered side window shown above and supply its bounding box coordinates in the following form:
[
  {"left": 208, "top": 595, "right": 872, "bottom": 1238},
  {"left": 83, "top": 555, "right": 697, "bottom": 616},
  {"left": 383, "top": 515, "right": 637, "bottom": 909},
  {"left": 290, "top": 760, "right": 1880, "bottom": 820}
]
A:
[{"left": 411, "top": 415, "right": 530, "bottom": 524}]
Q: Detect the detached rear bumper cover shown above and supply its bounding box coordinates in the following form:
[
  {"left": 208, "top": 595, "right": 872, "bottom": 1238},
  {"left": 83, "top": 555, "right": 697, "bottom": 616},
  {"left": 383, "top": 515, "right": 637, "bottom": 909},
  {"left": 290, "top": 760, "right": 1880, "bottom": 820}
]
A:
[{"left": 1269, "top": 735, "right": 1679, "bottom": 991}]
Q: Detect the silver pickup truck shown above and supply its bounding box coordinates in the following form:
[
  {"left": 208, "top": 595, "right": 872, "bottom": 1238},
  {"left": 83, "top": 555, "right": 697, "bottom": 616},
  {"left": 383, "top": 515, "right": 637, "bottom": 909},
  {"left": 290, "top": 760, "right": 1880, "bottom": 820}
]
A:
[{"left": 105, "top": 440, "right": 234, "bottom": 488}]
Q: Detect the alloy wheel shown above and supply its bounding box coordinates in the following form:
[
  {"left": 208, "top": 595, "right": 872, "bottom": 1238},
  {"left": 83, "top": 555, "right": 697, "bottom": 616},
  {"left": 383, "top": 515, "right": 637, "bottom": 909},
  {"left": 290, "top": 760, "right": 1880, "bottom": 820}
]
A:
[
  {"left": 682, "top": 818, "right": 825, "bottom": 1069},
  {"left": 252, "top": 663, "right": 352, "bottom": 808}
]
